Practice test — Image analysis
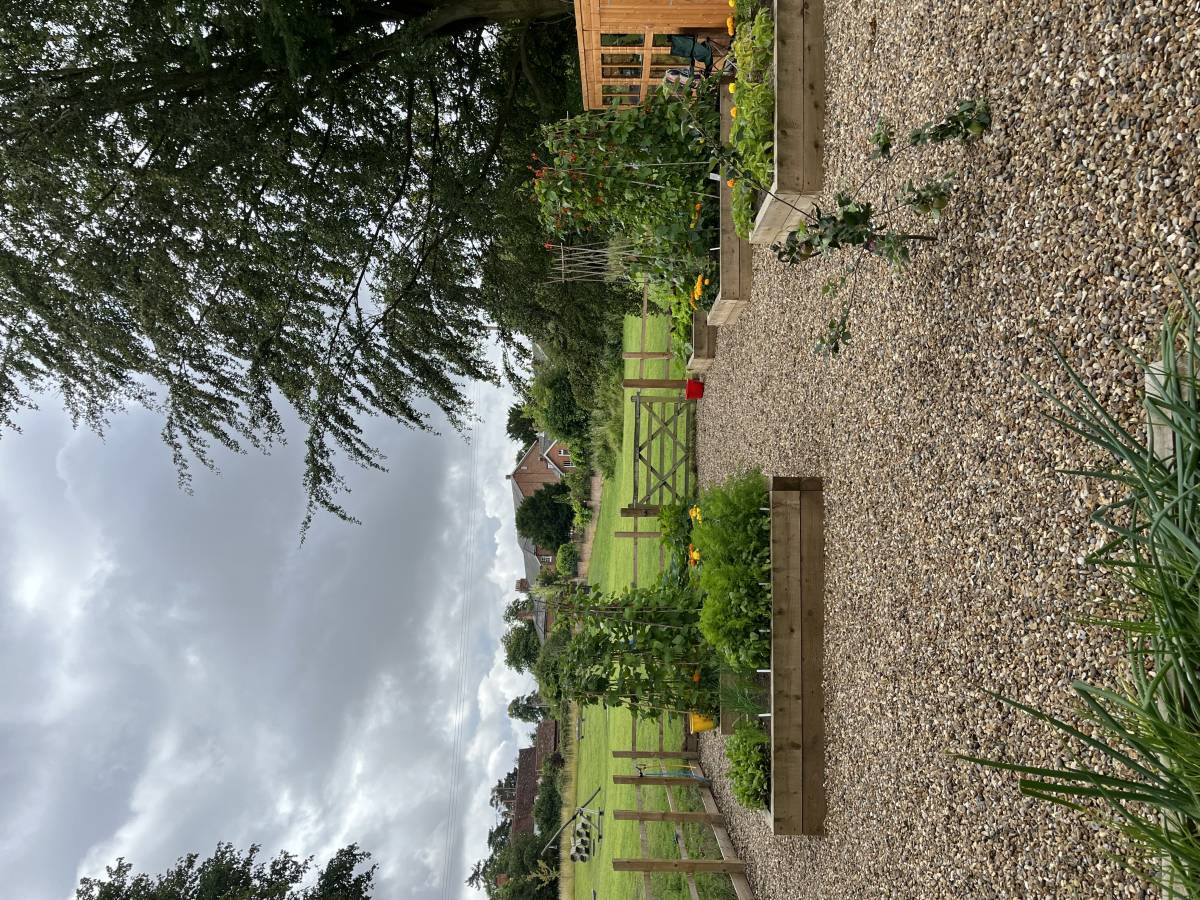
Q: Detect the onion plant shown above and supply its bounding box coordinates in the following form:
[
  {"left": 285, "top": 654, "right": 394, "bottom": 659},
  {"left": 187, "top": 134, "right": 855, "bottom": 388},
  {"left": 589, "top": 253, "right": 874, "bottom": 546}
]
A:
[{"left": 962, "top": 289, "right": 1200, "bottom": 896}]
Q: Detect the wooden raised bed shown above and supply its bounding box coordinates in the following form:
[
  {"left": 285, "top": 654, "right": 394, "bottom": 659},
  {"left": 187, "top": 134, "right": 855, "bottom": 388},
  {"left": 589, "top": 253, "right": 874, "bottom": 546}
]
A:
[
  {"left": 748, "top": 0, "right": 826, "bottom": 246},
  {"left": 709, "top": 87, "right": 753, "bottom": 327},
  {"left": 768, "top": 476, "right": 825, "bottom": 835},
  {"left": 687, "top": 309, "right": 717, "bottom": 374}
]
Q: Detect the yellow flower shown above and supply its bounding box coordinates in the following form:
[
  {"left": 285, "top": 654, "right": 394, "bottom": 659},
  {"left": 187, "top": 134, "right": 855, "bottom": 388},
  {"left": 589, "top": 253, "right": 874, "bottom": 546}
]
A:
[
  {"left": 729, "top": 0, "right": 736, "bottom": 7},
  {"left": 688, "top": 545, "right": 701, "bottom": 566},
  {"left": 729, "top": 83, "right": 737, "bottom": 94},
  {"left": 726, "top": 16, "right": 735, "bottom": 35},
  {"left": 730, "top": 106, "right": 738, "bottom": 118},
  {"left": 688, "top": 505, "right": 703, "bottom": 522},
  {"left": 726, "top": 178, "right": 736, "bottom": 188}
]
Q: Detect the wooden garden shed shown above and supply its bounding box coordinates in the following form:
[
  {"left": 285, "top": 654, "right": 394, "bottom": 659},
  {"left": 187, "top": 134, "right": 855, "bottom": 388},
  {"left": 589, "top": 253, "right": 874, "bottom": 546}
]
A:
[{"left": 573, "top": 1, "right": 731, "bottom": 109}]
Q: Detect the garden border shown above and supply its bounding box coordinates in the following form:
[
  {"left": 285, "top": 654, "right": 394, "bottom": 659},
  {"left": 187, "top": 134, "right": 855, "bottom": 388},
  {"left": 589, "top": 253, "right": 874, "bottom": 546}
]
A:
[
  {"left": 768, "top": 475, "right": 826, "bottom": 836},
  {"left": 748, "top": 0, "right": 826, "bottom": 246},
  {"left": 710, "top": 87, "right": 753, "bottom": 327},
  {"left": 687, "top": 310, "right": 717, "bottom": 374}
]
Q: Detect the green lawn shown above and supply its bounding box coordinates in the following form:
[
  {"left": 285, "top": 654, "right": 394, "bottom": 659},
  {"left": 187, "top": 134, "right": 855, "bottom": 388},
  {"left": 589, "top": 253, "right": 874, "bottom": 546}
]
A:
[{"left": 567, "top": 313, "right": 733, "bottom": 900}]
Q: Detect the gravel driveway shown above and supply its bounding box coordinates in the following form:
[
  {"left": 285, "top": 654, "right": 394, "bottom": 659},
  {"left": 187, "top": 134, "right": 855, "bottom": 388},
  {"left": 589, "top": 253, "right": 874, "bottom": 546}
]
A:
[{"left": 696, "top": 0, "right": 1198, "bottom": 895}]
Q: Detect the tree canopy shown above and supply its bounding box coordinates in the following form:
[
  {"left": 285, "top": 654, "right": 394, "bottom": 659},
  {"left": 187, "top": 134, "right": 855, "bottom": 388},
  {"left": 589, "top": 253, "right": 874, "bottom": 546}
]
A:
[
  {"left": 506, "top": 403, "right": 539, "bottom": 449},
  {"left": 506, "top": 691, "right": 546, "bottom": 722},
  {"left": 0, "top": 1, "right": 579, "bottom": 531},
  {"left": 514, "top": 482, "right": 572, "bottom": 550},
  {"left": 75, "top": 842, "right": 374, "bottom": 900},
  {"left": 502, "top": 620, "right": 541, "bottom": 673}
]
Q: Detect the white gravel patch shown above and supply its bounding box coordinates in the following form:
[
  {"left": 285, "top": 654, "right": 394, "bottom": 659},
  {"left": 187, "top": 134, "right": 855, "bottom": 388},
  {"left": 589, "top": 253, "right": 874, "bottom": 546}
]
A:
[{"left": 696, "top": 0, "right": 1198, "bottom": 895}]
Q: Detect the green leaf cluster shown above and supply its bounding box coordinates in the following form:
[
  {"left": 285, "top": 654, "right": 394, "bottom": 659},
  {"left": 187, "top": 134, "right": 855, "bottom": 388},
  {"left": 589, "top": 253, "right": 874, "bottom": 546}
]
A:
[
  {"left": 691, "top": 470, "right": 771, "bottom": 670},
  {"left": 725, "top": 721, "right": 770, "bottom": 810},
  {"left": 729, "top": 8, "right": 775, "bottom": 238}
]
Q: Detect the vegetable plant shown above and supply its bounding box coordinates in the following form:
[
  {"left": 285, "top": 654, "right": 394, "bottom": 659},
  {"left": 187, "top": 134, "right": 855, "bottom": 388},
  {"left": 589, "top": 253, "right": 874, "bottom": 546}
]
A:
[
  {"left": 728, "top": 7, "right": 775, "bottom": 238},
  {"left": 726, "top": 720, "right": 771, "bottom": 809},
  {"left": 690, "top": 469, "right": 772, "bottom": 671}
]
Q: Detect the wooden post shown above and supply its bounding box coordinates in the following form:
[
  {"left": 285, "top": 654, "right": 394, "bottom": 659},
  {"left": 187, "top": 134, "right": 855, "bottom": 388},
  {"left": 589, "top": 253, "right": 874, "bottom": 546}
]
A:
[
  {"left": 620, "top": 506, "right": 660, "bottom": 518},
  {"left": 613, "top": 774, "right": 708, "bottom": 787},
  {"left": 623, "top": 351, "right": 673, "bottom": 360},
  {"left": 613, "top": 859, "right": 746, "bottom": 874},
  {"left": 615, "top": 531, "right": 661, "bottom": 539},
  {"left": 612, "top": 809, "right": 722, "bottom": 824},
  {"left": 623, "top": 378, "right": 687, "bottom": 390},
  {"left": 612, "top": 750, "right": 698, "bottom": 759}
]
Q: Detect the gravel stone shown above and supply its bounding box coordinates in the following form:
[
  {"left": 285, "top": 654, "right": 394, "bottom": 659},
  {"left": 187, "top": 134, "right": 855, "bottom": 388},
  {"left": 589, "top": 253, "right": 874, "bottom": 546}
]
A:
[{"left": 696, "top": 0, "right": 1199, "bottom": 895}]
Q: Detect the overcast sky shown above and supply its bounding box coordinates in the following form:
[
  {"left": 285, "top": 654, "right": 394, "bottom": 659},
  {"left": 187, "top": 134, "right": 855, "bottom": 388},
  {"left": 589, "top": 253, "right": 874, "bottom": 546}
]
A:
[{"left": 0, "top": 344, "right": 532, "bottom": 900}]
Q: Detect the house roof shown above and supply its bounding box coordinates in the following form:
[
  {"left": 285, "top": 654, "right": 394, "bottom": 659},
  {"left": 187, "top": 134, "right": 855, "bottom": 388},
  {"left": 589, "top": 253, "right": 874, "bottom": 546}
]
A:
[
  {"left": 510, "top": 747, "right": 538, "bottom": 837},
  {"left": 510, "top": 477, "right": 543, "bottom": 587}
]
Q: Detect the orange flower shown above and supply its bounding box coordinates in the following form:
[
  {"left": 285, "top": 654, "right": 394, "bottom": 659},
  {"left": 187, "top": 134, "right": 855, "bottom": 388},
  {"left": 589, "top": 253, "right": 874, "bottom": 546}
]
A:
[
  {"left": 726, "top": 16, "right": 735, "bottom": 34},
  {"left": 726, "top": 178, "right": 736, "bottom": 188},
  {"left": 688, "top": 545, "right": 701, "bottom": 566},
  {"left": 730, "top": 106, "right": 739, "bottom": 118},
  {"left": 692, "top": 670, "right": 702, "bottom": 683}
]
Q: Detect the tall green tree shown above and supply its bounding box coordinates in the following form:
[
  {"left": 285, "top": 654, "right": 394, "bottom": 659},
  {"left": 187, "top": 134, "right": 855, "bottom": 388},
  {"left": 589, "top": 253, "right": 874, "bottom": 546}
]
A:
[
  {"left": 506, "top": 691, "right": 546, "bottom": 723},
  {"left": 502, "top": 621, "right": 541, "bottom": 673},
  {"left": 75, "top": 842, "right": 374, "bottom": 900},
  {"left": 0, "top": 1, "right": 575, "bottom": 531},
  {"left": 506, "top": 404, "right": 539, "bottom": 448},
  {"left": 514, "top": 482, "right": 571, "bottom": 550}
]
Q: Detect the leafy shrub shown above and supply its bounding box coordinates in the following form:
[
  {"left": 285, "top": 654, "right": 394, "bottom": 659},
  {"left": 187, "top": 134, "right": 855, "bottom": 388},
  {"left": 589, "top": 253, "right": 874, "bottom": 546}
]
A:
[
  {"left": 534, "top": 82, "right": 719, "bottom": 291},
  {"left": 726, "top": 721, "right": 770, "bottom": 809},
  {"left": 658, "top": 501, "right": 695, "bottom": 573},
  {"left": 588, "top": 355, "right": 625, "bottom": 479},
  {"left": 691, "top": 470, "right": 771, "bottom": 670},
  {"left": 729, "top": 9, "right": 775, "bottom": 238},
  {"left": 516, "top": 482, "right": 574, "bottom": 550},
  {"left": 529, "top": 364, "right": 590, "bottom": 448},
  {"left": 533, "top": 759, "right": 565, "bottom": 836},
  {"left": 556, "top": 542, "right": 580, "bottom": 576}
]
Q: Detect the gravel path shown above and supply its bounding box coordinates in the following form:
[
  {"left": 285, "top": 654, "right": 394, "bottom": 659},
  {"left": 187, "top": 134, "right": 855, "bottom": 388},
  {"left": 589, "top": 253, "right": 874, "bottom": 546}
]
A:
[{"left": 696, "top": 0, "right": 1199, "bottom": 896}]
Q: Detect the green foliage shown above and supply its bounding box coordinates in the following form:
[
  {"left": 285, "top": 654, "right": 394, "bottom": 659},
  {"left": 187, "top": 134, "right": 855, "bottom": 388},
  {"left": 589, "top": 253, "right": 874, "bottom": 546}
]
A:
[
  {"left": 503, "top": 622, "right": 542, "bottom": 674},
  {"left": 528, "top": 365, "right": 590, "bottom": 449},
  {"left": 507, "top": 404, "right": 540, "bottom": 448},
  {"left": 533, "top": 83, "right": 720, "bottom": 291},
  {"left": 691, "top": 470, "right": 771, "bottom": 671},
  {"left": 587, "top": 354, "right": 625, "bottom": 479},
  {"left": 515, "top": 482, "right": 573, "bottom": 550},
  {"left": 541, "top": 582, "right": 717, "bottom": 716},
  {"left": 868, "top": 117, "right": 893, "bottom": 159},
  {"left": 533, "top": 762, "right": 564, "bottom": 837},
  {"left": 729, "top": 9, "right": 775, "bottom": 238},
  {"left": 658, "top": 501, "right": 696, "bottom": 573},
  {"left": 902, "top": 176, "right": 956, "bottom": 221},
  {"left": 0, "top": 1, "right": 578, "bottom": 533},
  {"left": 964, "top": 291, "right": 1200, "bottom": 897},
  {"left": 725, "top": 722, "right": 770, "bottom": 810},
  {"left": 75, "top": 842, "right": 374, "bottom": 900},
  {"left": 555, "top": 542, "right": 580, "bottom": 576},
  {"left": 507, "top": 692, "right": 547, "bottom": 723},
  {"left": 909, "top": 98, "right": 992, "bottom": 145}
]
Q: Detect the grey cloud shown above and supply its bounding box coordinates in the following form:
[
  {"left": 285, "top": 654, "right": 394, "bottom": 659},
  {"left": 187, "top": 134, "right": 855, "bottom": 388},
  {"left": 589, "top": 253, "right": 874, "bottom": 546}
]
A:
[{"left": 0, "top": 365, "right": 522, "bottom": 900}]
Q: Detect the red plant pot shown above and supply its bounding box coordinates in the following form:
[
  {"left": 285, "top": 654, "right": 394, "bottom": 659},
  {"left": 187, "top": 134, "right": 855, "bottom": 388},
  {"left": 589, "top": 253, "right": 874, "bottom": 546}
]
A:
[{"left": 685, "top": 379, "right": 705, "bottom": 400}]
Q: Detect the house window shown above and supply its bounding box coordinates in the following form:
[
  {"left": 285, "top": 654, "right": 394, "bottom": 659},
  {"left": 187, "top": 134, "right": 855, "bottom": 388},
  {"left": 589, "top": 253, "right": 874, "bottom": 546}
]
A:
[
  {"left": 539, "top": 555, "right": 552, "bottom": 564},
  {"left": 558, "top": 448, "right": 569, "bottom": 457},
  {"left": 520, "top": 465, "right": 527, "bottom": 470}
]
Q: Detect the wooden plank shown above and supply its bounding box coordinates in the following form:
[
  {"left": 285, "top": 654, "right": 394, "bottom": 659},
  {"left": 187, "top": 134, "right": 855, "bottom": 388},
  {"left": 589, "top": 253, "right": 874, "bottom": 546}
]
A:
[
  {"left": 614, "top": 774, "right": 709, "bottom": 787},
  {"left": 620, "top": 506, "right": 661, "bottom": 518},
  {"left": 624, "top": 378, "right": 688, "bottom": 390},
  {"left": 799, "top": 486, "right": 826, "bottom": 835},
  {"left": 769, "top": 477, "right": 825, "bottom": 836},
  {"left": 614, "top": 859, "right": 746, "bottom": 875},
  {"left": 624, "top": 351, "right": 673, "bottom": 360},
  {"left": 663, "top": 783, "right": 701, "bottom": 900},
  {"left": 748, "top": 0, "right": 826, "bottom": 245},
  {"left": 612, "top": 809, "right": 722, "bottom": 824},
  {"left": 713, "top": 87, "right": 753, "bottom": 325},
  {"left": 695, "top": 783, "right": 756, "bottom": 900}
]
